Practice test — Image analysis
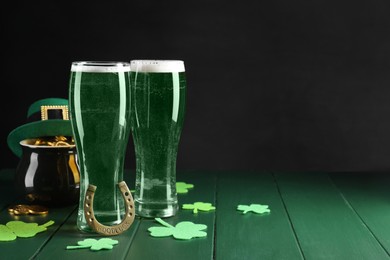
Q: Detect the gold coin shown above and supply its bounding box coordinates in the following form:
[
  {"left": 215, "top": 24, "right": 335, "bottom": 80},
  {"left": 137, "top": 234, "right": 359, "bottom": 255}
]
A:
[
  {"left": 55, "top": 136, "right": 68, "bottom": 141},
  {"left": 28, "top": 205, "right": 49, "bottom": 215},
  {"left": 54, "top": 141, "right": 70, "bottom": 146},
  {"left": 8, "top": 204, "right": 30, "bottom": 215},
  {"left": 32, "top": 136, "right": 74, "bottom": 147},
  {"left": 33, "top": 139, "right": 44, "bottom": 145}
]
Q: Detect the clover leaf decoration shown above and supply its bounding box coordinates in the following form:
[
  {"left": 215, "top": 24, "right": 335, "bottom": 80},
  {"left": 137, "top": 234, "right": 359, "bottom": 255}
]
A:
[
  {"left": 0, "top": 224, "right": 16, "bottom": 241},
  {"left": 148, "top": 218, "right": 207, "bottom": 240},
  {"left": 66, "top": 238, "right": 119, "bottom": 251},
  {"left": 237, "top": 204, "right": 270, "bottom": 215},
  {"left": 176, "top": 182, "right": 194, "bottom": 194},
  {"left": 0, "top": 220, "right": 55, "bottom": 241},
  {"left": 182, "top": 202, "right": 216, "bottom": 214}
]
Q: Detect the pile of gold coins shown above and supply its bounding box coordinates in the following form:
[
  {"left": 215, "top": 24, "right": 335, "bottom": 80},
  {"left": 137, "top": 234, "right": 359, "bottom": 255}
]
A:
[
  {"left": 8, "top": 204, "right": 49, "bottom": 215},
  {"left": 32, "top": 136, "right": 75, "bottom": 146}
]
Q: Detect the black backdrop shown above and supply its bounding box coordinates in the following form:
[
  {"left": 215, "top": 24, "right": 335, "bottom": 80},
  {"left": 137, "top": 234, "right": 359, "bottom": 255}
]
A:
[{"left": 2, "top": 0, "right": 390, "bottom": 172}]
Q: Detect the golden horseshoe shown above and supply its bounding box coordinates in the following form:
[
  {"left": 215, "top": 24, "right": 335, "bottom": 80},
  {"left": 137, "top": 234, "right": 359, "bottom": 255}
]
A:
[{"left": 84, "top": 181, "right": 135, "bottom": 236}]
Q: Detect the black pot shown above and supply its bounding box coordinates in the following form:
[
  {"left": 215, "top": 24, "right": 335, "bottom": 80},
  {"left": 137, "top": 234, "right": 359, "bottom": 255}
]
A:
[{"left": 15, "top": 140, "right": 80, "bottom": 206}]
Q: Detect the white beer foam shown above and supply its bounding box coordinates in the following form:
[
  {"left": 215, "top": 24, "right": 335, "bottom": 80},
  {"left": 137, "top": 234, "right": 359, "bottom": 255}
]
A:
[
  {"left": 130, "top": 60, "right": 185, "bottom": 72},
  {"left": 71, "top": 62, "right": 131, "bottom": 72}
]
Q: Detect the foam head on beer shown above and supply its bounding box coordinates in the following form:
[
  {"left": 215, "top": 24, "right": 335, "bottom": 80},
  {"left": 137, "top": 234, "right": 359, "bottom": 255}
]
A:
[
  {"left": 130, "top": 60, "right": 185, "bottom": 73},
  {"left": 71, "top": 61, "right": 131, "bottom": 73}
]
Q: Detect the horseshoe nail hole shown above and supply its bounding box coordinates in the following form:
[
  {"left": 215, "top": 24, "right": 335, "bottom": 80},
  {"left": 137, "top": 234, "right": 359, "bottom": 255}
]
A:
[
  {"left": 125, "top": 192, "right": 129, "bottom": 196},
  {"left": 127, "top": 198, "right": 131, "bottom": 202},
  {"left": 130, "top": 204, "right": 133, "bottom": 208},
  {"left": 86, "top": 211, "right": 91, "bottom": 216},
  {"left": 86, "top": 203, "right": 90, "bottom": 207},
  {"left": 89, "top": 218, "right": 93, "bottom": 222},
  {"left": 129, "top": 213, "right": 132, "bottom": 216},
  {"left": 86, "top": 195, "right": 90, "bottom": 200}
]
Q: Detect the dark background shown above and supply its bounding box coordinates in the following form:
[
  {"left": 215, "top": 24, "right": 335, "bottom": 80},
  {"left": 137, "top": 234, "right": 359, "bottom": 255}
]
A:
[{"left": 2, "top": 0, "right": 390, "bottom": 172}]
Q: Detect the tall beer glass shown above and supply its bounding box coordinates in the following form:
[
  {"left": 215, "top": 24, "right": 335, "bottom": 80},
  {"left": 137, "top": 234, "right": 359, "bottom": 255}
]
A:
[
  {"left": 69, "top": 61, "right": 132, "bottom": 233},
  {"left": 130, "top": 60, "right": 186, "bottom": 218}
]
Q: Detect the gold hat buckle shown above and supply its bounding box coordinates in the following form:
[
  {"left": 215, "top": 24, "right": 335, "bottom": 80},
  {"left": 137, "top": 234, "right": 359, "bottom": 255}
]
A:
[{"left": 40, "top": 105, "right": 69, "bottom": 120}]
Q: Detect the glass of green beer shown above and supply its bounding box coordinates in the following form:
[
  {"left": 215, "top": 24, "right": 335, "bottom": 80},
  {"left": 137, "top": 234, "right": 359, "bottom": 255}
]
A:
[
  {"left": 130, "top": 60, "right": 186, "bottom": 218},
  {"left": 69, "top": 61, "right": 132, "bottom": 232}
]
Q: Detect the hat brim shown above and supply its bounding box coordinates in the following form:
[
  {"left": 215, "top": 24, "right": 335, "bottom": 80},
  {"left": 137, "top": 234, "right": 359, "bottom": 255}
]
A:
[{"left": 7, "top": 120, "right": 74, "bottom": 157}]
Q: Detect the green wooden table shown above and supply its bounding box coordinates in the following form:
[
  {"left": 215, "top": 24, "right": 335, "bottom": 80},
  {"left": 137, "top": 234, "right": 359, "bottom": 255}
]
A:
[{"left": 0, "top": 168, "right": 389, "bottom": 260}]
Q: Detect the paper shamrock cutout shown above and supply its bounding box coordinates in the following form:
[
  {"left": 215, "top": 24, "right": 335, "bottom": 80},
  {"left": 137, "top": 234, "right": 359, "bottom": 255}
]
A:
[
  {"left": 237, "top": 204, "right": 270, "bottom": 215},
  {"left": 182, "top": 202, "right": 216, "bottom": 214},
  {"left": 0, "top": 220, "right": 55, "bottom": 241},
  {"left": 176, "top": 182, "right": 194, "bottom": 194},
  {"left": 148, "top": 218, "right": 207, "bottom": 240},
  {"left": 67, "top": 238, "right": 119, "bottom": 251},
  {"left": 0, "top": 225, "right": 16, "bottom": 241}
]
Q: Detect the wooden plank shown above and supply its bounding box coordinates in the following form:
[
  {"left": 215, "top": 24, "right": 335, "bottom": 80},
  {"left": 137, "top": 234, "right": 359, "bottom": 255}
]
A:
[
  {"left": 275, "top": 172, "right": 390, "bottom": 260},
  {"left": 215, "top": 171, "right": 303, "bottom": 260},
  {"left": 33, "top": 168, "right": 139, "bottom": 259},
  {"left": 0, "top": 204, "right": 77, "bottom": 259},
  {"left": 125, "top": 171, "right": 216, "bottom": 260},
  {"left": 330, "top": 172, "right": 390, "bottom": 256},
  {"left": 33, "top": 210, "right": 141, "bottom": 260},
  {"left": 0, "top": 168, "right": 79, "bottom": 259}
]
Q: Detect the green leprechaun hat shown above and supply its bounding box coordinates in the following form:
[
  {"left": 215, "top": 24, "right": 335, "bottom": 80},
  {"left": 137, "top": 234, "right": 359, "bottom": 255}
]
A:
[{"left": 7, "top": 98, "right": 74, "bottom": 157}]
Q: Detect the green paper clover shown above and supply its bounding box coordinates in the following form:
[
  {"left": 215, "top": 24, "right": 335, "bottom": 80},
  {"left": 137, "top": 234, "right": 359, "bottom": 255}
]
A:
[
  {"left": 66, "top": 238, "right": 119, "bottom": 251},
  {"left": 176, "top": 182, "right": 194, "bottom": 194},
  {"left": 148, "top": 218, "right": 207, "bottom": 240},
  {"left": 182, "top": 202, "right": 216, "bottom": 214},
  {"left": 0, "top": 225, "right": 17, "bottom": 241},
  {"left": 0, "top": 220, "right": 55, "bottom": 241},
  {"left": 237, "top": 204, "right": 270, "bottom": 214}
]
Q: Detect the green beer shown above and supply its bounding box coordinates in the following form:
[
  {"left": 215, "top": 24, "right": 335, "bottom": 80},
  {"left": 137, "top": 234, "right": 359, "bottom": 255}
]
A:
[
  {"left": 130, "top": 60, "right": 186, "bottom": 218},
  {"left": 69, "top": 61, "right": 131, "bottom": 232}
]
